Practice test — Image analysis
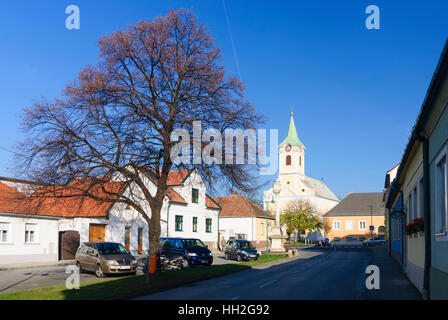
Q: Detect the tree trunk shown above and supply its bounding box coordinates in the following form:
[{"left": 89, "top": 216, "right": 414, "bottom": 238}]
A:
[{"left": 147, "top": 201, "right": 162, "bottom": 274}]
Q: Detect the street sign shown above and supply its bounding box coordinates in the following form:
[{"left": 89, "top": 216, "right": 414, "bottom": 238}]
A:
[{"left": 369, "top": 225, "right": 375, "bottom": 231}]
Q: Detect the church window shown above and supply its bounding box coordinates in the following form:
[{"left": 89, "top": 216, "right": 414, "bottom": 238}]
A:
[
  {"left": 300, "top": 156, "right": 302, "bottom": 166},
  {"left": 286, "top": 155, "right": 291, "bottom": 166}
]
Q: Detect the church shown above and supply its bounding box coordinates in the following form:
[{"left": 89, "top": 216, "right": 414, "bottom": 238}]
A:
[{"left": 263, "top": 112, "right": 340, "bottom": 241}]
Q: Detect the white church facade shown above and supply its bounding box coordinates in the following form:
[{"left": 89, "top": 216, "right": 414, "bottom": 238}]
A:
[{"left": 263, "top": 112, "right": 340, "bottom": 241}]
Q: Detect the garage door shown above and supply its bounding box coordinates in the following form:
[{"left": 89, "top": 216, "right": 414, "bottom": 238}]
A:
[{"left": 89, "top": 224, "right": 106, "bottom": 242}]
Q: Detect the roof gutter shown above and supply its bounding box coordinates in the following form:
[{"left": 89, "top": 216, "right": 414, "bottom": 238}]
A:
[{"left": 418, "top": 134, "right": 431, "bottom": 300}]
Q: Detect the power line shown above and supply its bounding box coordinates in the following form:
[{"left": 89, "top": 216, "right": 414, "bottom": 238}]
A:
[
  {"left": 0, "top": 146, "right": 15, "bottom": 154},
  {"left": 222, "top": 0, "right": 242, "bottom": 81}
]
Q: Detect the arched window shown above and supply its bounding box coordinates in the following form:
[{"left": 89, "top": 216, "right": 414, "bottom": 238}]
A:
[
  {"left": 286, "top": 155, "right": 291, "bottom": 166},
  {"left": 299, "top": 156, "right": 302, "bottom": 166}
]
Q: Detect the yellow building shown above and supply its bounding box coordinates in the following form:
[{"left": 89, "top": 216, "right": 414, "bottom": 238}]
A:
[{"left": 323, "top": 193, "right": 385, "bottom": 242}]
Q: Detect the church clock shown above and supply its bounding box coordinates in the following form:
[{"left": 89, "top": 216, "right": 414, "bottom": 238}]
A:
[{"left": 285, "top": 144, "right": 291, "bottom": 152}]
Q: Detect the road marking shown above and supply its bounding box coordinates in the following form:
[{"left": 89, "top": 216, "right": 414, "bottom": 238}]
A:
[
  {"left": 230, "top": 296, "right": 240, "bottom": 300},
  {"left": 259, "top": 279, "right": 277, "bottom": 288}
]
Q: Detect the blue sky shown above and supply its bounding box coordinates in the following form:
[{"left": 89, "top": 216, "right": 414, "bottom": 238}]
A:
[{"left": 0, "top": 1, "right": 446, "bottom": 199}]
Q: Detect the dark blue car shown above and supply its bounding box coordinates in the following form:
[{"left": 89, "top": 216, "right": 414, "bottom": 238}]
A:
[{"left": 159, "top": 237, "right": 213, "bottom": 266}]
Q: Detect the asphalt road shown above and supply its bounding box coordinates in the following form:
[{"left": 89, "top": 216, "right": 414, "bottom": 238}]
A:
[{"left": 138, "top": 248, "right": 372, "bottom": 300}]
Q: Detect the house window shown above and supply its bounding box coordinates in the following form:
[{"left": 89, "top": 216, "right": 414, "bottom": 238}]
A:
[
  {"left": 261, "top": 223, "right": 264, "bottom": 236},
  {"left": 435, "top": 154, "right": 447, "bottom": 234},
  {"left": 192, "top": 217, "right": 198, "bottom": 232},
  {"left": 25, "top": 223, "right": 37, "bottom": 243},
  {"left": 359, "top": 221, "right": 367, "bottom": 230},
  {"left": 192, "top": 188, "right": 199, "bottom": 203},
  {"left": 205, "top": 218, "right": 212, "bottom": 233},
  {"left": 345, "top": 220, "right": 353, "bottom": 230},
  {"left": 286, "top": 155, "right": 291, "bottom": 166},
  {"left": 0, "top": 223, "right": 10, "bottom": 243},
  {"left": 419, "top": 178, "right": 424, "bottom": 219},
  {"left": 124, "top": 226, "right": 130, "bottom": 249},
  {"left": 413, "top": 186, "right": 418, "bottom": 220},
  {"left": 175, "top": 215, "right": 183, "bottom": 231},
  {"left": 333, "top": 221, "right": 341, "bottom": 230},
  {"left": 408, "top": 193, "right": 413, "bottom": 222},
  {"left": 236, "top": 233, "right": 247, "bottom": 240}
]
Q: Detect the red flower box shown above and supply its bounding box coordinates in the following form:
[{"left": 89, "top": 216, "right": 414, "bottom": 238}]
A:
[{"left": 404, "top": 218, "right": 424, "bottom": 235}]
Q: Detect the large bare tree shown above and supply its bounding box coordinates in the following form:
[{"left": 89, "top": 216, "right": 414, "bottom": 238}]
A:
[{"left": 16, "top": 9, "right": 263, "bottom": 267}]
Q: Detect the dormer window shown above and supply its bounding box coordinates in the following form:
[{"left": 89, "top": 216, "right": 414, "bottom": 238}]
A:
[
  {"left": 192, "top": 188, "right": 199, "bottom": 203},
  {"left": 286, "top": 155, "right": 291, "bottom": 166}
]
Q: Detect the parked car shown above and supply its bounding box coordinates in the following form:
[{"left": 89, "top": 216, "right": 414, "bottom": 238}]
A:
[
  {"left": 224, "top": 239, "right": 259, "bottom": 261},
  {"left": 362, "top": 237, "right": 386, "bottom": 247},
  {"left": 159, "top": 237, "right": 213, "bottom": 266},
  {"left": 75, "top": 242, "right": 138, "bottom": 277}
]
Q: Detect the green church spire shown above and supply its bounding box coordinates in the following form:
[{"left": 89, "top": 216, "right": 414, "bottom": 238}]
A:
[{"left": 279, "top": 111, "right": 304, "bottom": 147}]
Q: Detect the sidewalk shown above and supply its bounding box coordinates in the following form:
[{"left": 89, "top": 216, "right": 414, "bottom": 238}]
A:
[
  {"left": 366, "top": 247, "right": 422, "bottom": 300},
  {"left": 0, "top": 260, "right": 75, "bottom": 271}
]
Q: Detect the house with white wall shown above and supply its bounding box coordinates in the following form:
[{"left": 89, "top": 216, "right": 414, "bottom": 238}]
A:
[
  {"left": 0, "top": 178, "right": 60, "bottom": 265},
  {"left": 0, "top": 168, "right": 221, "bottom": 265},
  {"left": 215, "top": 192, "right": 275, "bottom": 249}
]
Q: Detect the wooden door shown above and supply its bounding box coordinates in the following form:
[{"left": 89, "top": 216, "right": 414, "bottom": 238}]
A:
[
  {"left": 124, "top": 227, "right": 131, "bottom": 251},
  {"left": 89, "top": 224, "right": 106, "bottom": 242},
  {"left": 137, "top": 228, "right": 143, "bottom": 254},
  {"left": 60, "top": 230, "right": 80, "bottom": 260}
]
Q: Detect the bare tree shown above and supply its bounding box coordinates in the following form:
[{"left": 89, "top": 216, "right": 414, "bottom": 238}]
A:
[
  {"left": 321, "top": 217, "right": 332, "bottom": 239},
  {"left": 15, "top": 9, "right": 264, "bottom": 268}
]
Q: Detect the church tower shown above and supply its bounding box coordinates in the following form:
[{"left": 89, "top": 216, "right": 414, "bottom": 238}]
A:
[{"left": 278, "top": 111, "right": 305, "bottom": 176}]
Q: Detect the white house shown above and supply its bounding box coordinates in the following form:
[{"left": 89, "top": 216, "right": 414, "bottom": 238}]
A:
[
  {"left": 215, "top": 192, "right": 275, "bottom": 249},
  {"left": 0, "top": 169, "right": 221, "bottom": 266},
  {"left": 0, "top": 178, "right": 60, "bottom": 265}
]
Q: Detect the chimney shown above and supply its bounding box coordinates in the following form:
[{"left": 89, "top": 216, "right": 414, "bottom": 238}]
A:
[
  {"left": 232, "top": 191, "right": 237, "bottom": 196},
  {"left": 348, "top": 190, "right": 354, "bottom": 195}
]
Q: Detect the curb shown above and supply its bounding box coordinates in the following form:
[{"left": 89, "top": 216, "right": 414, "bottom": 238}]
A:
[{"left": 0, "top": 260, "right": 75, "bottom": 271}]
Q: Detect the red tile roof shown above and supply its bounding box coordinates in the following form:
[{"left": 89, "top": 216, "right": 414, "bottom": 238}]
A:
[
  {"left": 205, "top": 195, "right": 221, "bottom": 210},
  {"left": 166, "top": 188, "right": 187, "bottom": 204},
  {"left": 0, "top": 180, "right": 125, "bottom": 218},
  {"left": 145, "top": 168, "right": 191, "bottom": 186},
  {"left": 167, "top": 170, "right": 191, "bottom": 185},
  {"left": 0, "top": 181, "right": 31, "bottom": 215},
  {"left": 0, "top": 174, "right": 189, "bottom": 217},
  {"left": 214, "top": 194, "right": 274, "bottom": 218}
]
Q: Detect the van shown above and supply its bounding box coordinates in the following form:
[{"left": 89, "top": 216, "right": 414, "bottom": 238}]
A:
[
  {"left": 159, "top": 237, "right": 213, "bottom": 266},
  {"left": 75, "top": 242, "right": 138, "bottom": 277}
]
